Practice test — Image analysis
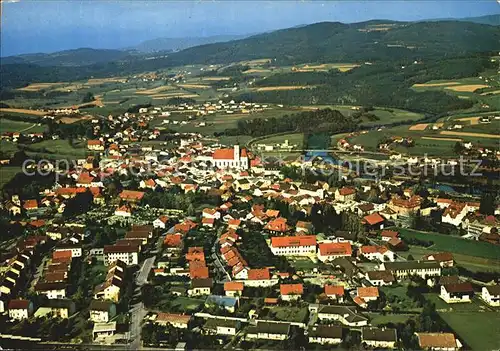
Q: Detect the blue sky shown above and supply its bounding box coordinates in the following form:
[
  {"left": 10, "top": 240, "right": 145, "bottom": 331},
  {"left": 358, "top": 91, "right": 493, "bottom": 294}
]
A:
[{"left": 1, "top": 0, "right": 499, "bottom": 56}]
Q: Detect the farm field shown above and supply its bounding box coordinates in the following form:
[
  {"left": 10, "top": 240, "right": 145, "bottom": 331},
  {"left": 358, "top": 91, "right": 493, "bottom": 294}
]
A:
[
  {"left": 23, "top": 139, "right": 86, "bottom": 158},
  {"left": 0, "top": 119, "right": 46, "bottom": 133},
  {"left": 440, "top": 130, "right": 500, "bottom": 139},
  {"left": 396, "top": 228, "right": 500, "bottom": 260},
  {"left": 424, "top": 294, "right": 500, "bottom": 350},
  {"left": 0, "top": 108, "right": 46, "bottom": 116}
]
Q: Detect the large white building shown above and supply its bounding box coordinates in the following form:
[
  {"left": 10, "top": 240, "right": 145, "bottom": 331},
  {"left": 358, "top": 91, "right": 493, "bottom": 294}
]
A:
[
  {"left": 211, "top": 145, "right": 249, "bottom": 169},
  {"left": 103, "top": 245, "right": 139, "bottom": 266},
  {"left": 270, "top": 235, "right": 317, "bottom": 256}
]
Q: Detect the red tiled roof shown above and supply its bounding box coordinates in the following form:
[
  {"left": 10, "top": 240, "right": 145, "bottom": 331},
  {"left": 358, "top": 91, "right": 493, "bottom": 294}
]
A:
[
  {"left": 189, "top": 265, "right": 209, "bottom": 279},
  {"left": 416, "top": 333, "right": 457, "bottom": 349},
  {"left": 280, "top": 283, "right": 303, "bottom": 296},
  {"left": 325, "top": 285, "right": 345, "bottom": 296},
  {"left": 338, "top": 187, "right": 356, "bottom": 196},
  {"left": 357, "top": 286, "right": 379, "bottom": 298},
  {"left": 164, "top": 233, "right": 183, "bottom": 247},
  {"left": 318, "top": 242, "right": 352, "bottom": 256},
  {"left": 53, "top": 250, "right": 72, "bottom": 260},
  {"left": 23, "top": 199, "right": 38, "bottom": 210},
  {"left": 224, "top": 281, "right": 244, "bottom": 292},
  {"left": 213, "top": 149, "right": 235, "bottom": 160},
  {"left": 363, "top": 213, "right": 385, "bottom": 225},
  {"left": 119, "top": 190, "right": 145, "bottom": 201},
  {"left": 271, "top": 235, "right": 316, "bottom": 248},
  {"left": 248, "top": 268, "right": 270, "bottom": 280}
]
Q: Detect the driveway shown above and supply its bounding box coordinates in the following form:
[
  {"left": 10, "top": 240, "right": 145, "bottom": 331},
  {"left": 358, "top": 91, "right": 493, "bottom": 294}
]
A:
[{"left": 128, "top": 301, "right": 148, "bottom": 350}]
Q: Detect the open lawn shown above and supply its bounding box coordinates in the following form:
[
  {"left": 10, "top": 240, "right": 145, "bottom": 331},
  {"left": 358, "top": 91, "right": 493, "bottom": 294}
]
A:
[
  {"left": 270, "top": 306, "right": 309, "bottom": 323},
  {"left": 367, "top": 313, "right": 416, "bottom": 326},
  {"left": 440, "top": 312, "right": 500, "bottom": 350},
  {"left": 290, "top": 257, "right": 317, "bottom": 271},
  {"left": 0, "top": 119, "right": 46, "bottom": 133},
  {"left": 381, "top": 284, "right": 422, "bottom": 311},
  {"left": 0, "top": 167, "right": 21, "bottom": 189},
  {"left": 424, "top": 293, "right": 500, "bottom": 350},
  {"left": 397, "top": 228, "right": 500, "bottom": 260},
  {"left": 24, "top": 139, "right": 86, "bottom": 157},
  {"left": 171, "top": 296, "right": 205, "bottom": 312}
]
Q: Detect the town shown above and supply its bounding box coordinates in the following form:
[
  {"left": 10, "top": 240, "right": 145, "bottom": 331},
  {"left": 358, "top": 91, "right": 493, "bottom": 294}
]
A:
[{"left": 0, "top": 97, "right": 499, "bottom": 350}]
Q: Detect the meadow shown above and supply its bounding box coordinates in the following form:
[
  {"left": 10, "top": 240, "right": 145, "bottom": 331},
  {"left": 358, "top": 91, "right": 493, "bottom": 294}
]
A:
[{"left": 397, "top": 228, "right": 500, "bottom": 260}]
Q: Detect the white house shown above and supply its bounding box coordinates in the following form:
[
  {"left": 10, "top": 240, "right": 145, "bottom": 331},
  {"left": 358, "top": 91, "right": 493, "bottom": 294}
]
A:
[
  {"left": 440, "top": 283, "right": 474, "bottom": 303},
  {"left": 362, "top": 327, "right": 398, "bottom": 349},
  {"left": 204, "top": 318, "right": 240, "bottom": 336},
  {"left": 481, "top": 285, "right": 500, "bottom": 307},
  {"left": 8, "top": 299, "right": 33, "bottom": 320},
  {"left": 270, "top": 235, "right": 316, "bottom": 256},
  {"left": 89, "top": 300, "right": 117, "bottom": 323},
  {"left": 308, "top": 325, "right": 342, "bottom": 345}
]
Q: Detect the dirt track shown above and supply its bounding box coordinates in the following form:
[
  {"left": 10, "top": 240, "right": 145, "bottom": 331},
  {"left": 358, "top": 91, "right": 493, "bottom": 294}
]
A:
[{"left": 440, "top": 131, "right": 500, "bottom": 139}]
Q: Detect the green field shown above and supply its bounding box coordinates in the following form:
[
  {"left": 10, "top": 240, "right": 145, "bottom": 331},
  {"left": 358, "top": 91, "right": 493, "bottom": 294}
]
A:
[
  {"left": 0, "top": 167, "right": 21, "bottom": 189},
  {"left": 424, "top": 294, "right": 500, "bottom": 350},
  {"left": 171, "top": 296, "right": 205, "bottom": 312},
  {"left": 367, "top": 313, "right": 416, "bottom": 326},
  {"left": 0, "top": 119, "right": 46, "bottom": 133},
  {"left": 23, "top": 139, "right": 86, "bottom": 158},
  {"left": 397, "top": 228, "right": 500, "bottom": 260},
  {"left": 270, "top": 306, "right": 309, "bottom": 323},
  {"left": 440, "top": 312, "right": 500, "bottom": 350},
  {"left": 290, "top": 257, "right": 317, "bottom": 271}
]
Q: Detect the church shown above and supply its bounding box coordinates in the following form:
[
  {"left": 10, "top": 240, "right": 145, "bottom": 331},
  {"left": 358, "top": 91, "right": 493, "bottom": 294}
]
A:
[{"left": 212, "top": 145, "right": 249, "bottom": 169}]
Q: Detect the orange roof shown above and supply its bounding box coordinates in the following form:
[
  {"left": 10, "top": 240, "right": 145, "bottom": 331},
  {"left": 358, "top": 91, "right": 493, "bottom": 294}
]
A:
[
  {"left": 87, "top": 139, "right": 102, "bottom": 146},
  {"left": 213, "top": 149, "right": 235, "bottom": 160},
  {"left": 318, "top": 242, "right": 352, "bottom": 256},
  {"left": 119, "top": 190, "right": 145, "bottom": 201},
  {"left": 53, "top": 250, "right": 72, "bottom": 260},
  {"left": 189, "top": 265, "right": 209, "bottom": 279},
  {"left": 264, "top": 217, "right": 289, "bottom": 232},
  {"left": 363, "top": 213, "right": 385, "bottom": 225},
  {"left": 224, "top": 281, "right": 244, "bottom": 292},
  {"left": 241, "top": 148, "right": 248, "bottom": 157},
  {"left": 360, "top": 245, "right": 388, "bottom": 254},
  {"left": 55, "top": 187, "right": 87, "bottom": 196},
  {"left": 416, "top": 333, "right": 457, "bottom": 349},
  {"left": 164, "top": 233, "right": 183, "bottom": 247},
  {"left": 202, "top": 217, "right": 215, "bottom": 224},
  {"left": 228, "top": 219, "right": 241, "bottom": 227},
  {"left": 271, "top": 235, "right": 316, "bottom": 248},
  {"left": 266, "top": 209, "right": 280, "bottom": 218},
  {"left": 264, "top": 297, "right": 279, "bottom": 304},
  {"left": 186, "top": 247, "right": 205, "bottom": 262},
  {"left": 325, "top": 285, "right": 345, "bottom": 296},
  {"left": 357, "top": 286, "right": 379, "bottom": 298},
  {"left": 280, "top": 283, "right": 303, "bottom": 296},
  {"left": 338, "top": 187, "right": 356, "bottom": 196},
  {"left": 23, "top": 199, "right": 38, "bottom": 209},
  {"left": 248, "top": 268, "right": 270, "bottom": 280}
]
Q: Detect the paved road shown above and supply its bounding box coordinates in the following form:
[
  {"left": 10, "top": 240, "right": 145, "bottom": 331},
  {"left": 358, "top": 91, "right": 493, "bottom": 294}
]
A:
[
  {"left": 136, "top": 257, "right": 155, "bottom": 286},
  {"left": 128, "top": 302, "right": 148, "bottom": 350},
  {"left": 211, "top": 237, "right": 231, "bottom": 282}
]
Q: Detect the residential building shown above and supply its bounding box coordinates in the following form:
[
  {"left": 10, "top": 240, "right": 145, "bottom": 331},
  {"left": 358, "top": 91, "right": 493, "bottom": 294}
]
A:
[
  {"left": 270, "top": 235, "right": 316, "bottom": 256},
  {"left": 481, "top": 285, "right": 500, "bottom": 307},
  {"left": 204, "top": 318, "right": 241, "bottom": 336},
  {"left": 103, "top": 244, "right": 139, "bottom": 266},
  {"left": 324, "top": 285, "right": 345, "bottom": 302},
  {"left": 312, "top": 304, "right": 368, "bottom": 327},
  {"left": 188, "top": 278, "right": 213, "bottom": 296},
  {"left": 440, "top": 283, "right": 474, "bottom": 303},
  {"left": 317, "top": 242, "right": 352, "bottom": 262},
  {"left": 244, "top": 268, "right": 278, "bottom": 287},
  {"left": 361, "top": 327, "right": 398, "bottom": 349},
  {"left": 154, "top": 313, "right": 191, "bottom": 329},
  {"left": 388, "top": 195, "right": 422, "bottom": 215},
  {"left": 307, "top": 325, "right": 343, "bottom": 345},
  {"left": 280, "top": 283, "right": 303, "bottom": 301},
  {"left": 366, "top": 271, "right": 395, "bottom": 286},
  {"left": 90, "top": 300, "right": 117, "bottom": 323},
  {"left": 34, "top": 282, "right": 67, "bottom": 299},
  {"left": 34, "top": 299, "right": 75, "bottom": 319},
  {"left": 381, "top": 261, "right": 441, "bottom": 280},
  {"left": 8, "top": 299, "right": 34, "bottom": 320},
  {"left": 246, "top": 321, "right": 290, "bottom": 340},
  {"left": 359, "top": 245, "right": 395, "bottom": 262},
  {"left": 423, "top": 252, "right": 454, "bottom": 268},
  {"left": 224, "top": 281, "right": 244, "bottom": 297},
  {"left": 416, "top": 332, "right": 462, "bottom": 350},
  {"left": 335, "top": 187, "right": 356, "bottom": 202}
]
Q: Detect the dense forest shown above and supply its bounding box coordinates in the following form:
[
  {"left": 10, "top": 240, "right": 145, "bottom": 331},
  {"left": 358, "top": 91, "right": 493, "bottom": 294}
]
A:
[
  {"left": 236, "top": 55, "right": 494, "bottom": 114},
  {"left": 222, "top": 108, "right": 359, "bottom": 137}
]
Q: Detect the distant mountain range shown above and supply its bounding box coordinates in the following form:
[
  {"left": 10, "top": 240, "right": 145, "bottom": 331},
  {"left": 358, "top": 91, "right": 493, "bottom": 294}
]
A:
[
  {"left": 429, "top": 14, "right": 500, "bottom": 26},
  {"left": 126, "top": 34, "right": 251, "bottom": 53},
  {"left": 1, "top": 18, "right": 499, "bottom": 89}
]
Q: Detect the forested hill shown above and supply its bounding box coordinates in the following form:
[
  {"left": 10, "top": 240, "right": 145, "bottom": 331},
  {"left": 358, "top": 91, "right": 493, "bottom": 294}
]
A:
[
  {"left": 163, "top": 20, "right": 500, "bottom": 65},
  {"left": 1, "top": 20, "right": 500, "bottom": 89}
]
